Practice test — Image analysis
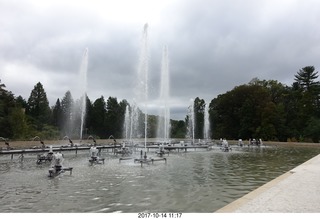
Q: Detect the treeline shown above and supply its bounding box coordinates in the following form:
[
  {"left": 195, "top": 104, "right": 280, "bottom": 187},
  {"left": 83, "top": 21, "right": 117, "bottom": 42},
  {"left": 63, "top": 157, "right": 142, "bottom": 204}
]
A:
[
  {"left": 190, "top": 66, "right": 320, "bottom": 143},
  {"left": 0, "top": 81, "right": 186, "bottom": 140},
  {"left": 1, "top": 66, "right": 320, "bottom": 142}
]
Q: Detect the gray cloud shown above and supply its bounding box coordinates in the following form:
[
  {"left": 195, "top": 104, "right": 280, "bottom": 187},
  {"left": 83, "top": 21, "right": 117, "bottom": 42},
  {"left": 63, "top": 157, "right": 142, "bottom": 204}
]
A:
[{"left": 1, "top": 0, "right": 320, "bottom": 120}]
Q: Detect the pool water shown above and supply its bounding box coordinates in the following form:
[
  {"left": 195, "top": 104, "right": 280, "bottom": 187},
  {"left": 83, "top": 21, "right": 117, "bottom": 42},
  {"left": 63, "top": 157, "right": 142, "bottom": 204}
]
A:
[{"left": 0, "top": 145, "right": 319, "bottom": 213}]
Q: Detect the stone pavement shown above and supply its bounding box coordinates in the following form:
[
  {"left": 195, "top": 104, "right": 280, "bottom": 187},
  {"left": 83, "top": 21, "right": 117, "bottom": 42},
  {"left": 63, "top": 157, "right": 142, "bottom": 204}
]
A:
[{"left": 216, "top": 154, "right": 320, "bottom": 213}]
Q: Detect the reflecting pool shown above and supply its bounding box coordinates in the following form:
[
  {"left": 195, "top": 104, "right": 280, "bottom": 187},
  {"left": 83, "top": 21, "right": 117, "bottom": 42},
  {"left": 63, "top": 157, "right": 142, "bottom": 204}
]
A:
[{"left": 0, "top": 145, "right": 319, "bottom": 212}]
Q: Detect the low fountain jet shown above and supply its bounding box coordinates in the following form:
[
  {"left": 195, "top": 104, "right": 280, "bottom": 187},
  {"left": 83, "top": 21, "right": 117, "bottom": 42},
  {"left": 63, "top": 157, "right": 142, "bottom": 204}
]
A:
[
  {"left": 5, "top": 140, "right": 10, "bottom": 150},
  {"left": 69, "top": 138, "right": 74, "bottom": 147},
  {"left": 40, "top": 140, "right": 45, "bottom": 148},
  {"left": 109, "top": 135, "right": 117, "bottom": 144},
  {"left": 88, "top": 135, "right": 97, "bottom": 146}
]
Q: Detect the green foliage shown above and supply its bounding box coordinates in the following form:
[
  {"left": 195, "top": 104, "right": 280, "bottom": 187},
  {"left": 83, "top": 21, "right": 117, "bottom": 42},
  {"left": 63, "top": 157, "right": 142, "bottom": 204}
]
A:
[
  {"left": 2, "top": 65, "right": 320, "bottom": 142},
  {"left": 171, "top": 120, "right": 186, "bottom": 138},
  {"left": 147, "top": 115, "right": 158, "bottom": 138},
  {"left": 193, "top": 97, "right": 205, "bottom": 139},
  {"left": 0, "top": 80, "right": 16, "bottom": 138},
  {"left": 52, "top": 98, "right": 62, "bottom": 129},
  {"left": 304, "top": 117, "right": 320, "bottom": 143},
  {"left": 91, "top": 96, "right": 107, "bottom": 138},
  {"left": 39, "top": 125, "right": 60, "bottom": 140},
  {"left": 106, "top": 97, "right": 123, "bottom": 138},
  {"left": 60, "top": 91, "right": 74, "bottom": 137},
  {"left": 84, "top": 95, "right": 93, "bottom": 138},
  {"left": 210, "top": 84, "right": 270, "bottom": 139},
  {"left": 207, "top": 68, "right": 320, "bottom": 142},
  {"left": 294, "top": 66, "right": 319, "bottom": 91},
  {"left": 16, "top": 95, "right": 27, "bottom": 108},
  {"left": 210, "top": 80, "right": 291, "bottom": 141},
  {"left": 26, "top": 82, "right": 51, "bottom": 129},
  {"left": 8, "top": 108, "right": 28, "bottom": 139}
]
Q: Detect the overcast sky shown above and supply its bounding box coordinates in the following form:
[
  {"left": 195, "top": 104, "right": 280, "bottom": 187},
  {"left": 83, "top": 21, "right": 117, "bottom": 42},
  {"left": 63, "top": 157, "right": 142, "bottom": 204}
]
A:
[{"left": 1, "top": 0, "right": 320, "bottom": 120}]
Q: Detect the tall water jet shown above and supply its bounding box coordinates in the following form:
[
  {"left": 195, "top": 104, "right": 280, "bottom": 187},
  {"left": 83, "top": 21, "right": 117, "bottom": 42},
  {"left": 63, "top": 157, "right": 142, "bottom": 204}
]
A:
[
  {"left": 123, "top": 105, "right": 130, "bottom": 141},
  {"left": 64, "top": 48, "right": 88, "bottom": 140},
  {"left": 203, "top": 103, "right": 210, "bottom": 141},
  {"left": 79, "top": 48, "right": 88, "bottom": 141},
  {"left": 157, "top": 45, "right": 171, "bottom": 142},
  {"left": 132, "top": 23, "right": 149, "bottom": 149},
  {"left": 187, "top": 99, "right": 195, "bottom": 145}
]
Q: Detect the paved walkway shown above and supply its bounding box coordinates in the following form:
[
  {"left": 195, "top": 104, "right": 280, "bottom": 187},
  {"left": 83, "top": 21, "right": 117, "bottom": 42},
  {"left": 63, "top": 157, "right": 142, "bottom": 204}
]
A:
[{"left": 216, "top": 154, "right": 320, "bottom": 213}]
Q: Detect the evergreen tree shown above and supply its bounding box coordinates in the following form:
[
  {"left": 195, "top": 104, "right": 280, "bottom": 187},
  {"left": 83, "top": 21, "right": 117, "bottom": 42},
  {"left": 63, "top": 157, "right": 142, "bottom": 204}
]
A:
[
  {"left": 171, "top": 120, "right": 186, "bottom": 138},
  {"left": 295, "top": 66, "right": 319, "bottom": 92},
  {"left": 1, "top": 80, "right": 29, "bottom": 139},
  {"left": 15, "top": 95, "right": 27, "bottom": 108},
  {"left": 84, "top": 95, "right": 93, "bottom": 138},
  {"left": 193, "top": 97, "right": 205, "bottom": 139},
  {"left": 294, "top": 66, "right": 320, "bottom": 116},
  {"left": 0, "top": 80, "right": 15, "bottom": 138},
  {"left": 0, "top": 80, "right": 5, "bottom": 91},
  {"left": 304, "top": 117, "right": 320, "bottom": 142},
  {"left": 60, "top": 91, "right": 74, "bottom": 137},
  {"left": 118, "top": 99, "right": 129, "bottom": 138},
  {"left": 105, "top": 97, "right": 120, "bottom": 138},
  {"left": 147, "top": 115, "right": 158, "bottom": 138},
  {"left": 91, "top": 96, "right": 107, "bottom": 138},
  {"left": 52, "top": 98, "right": 63, "bottom": 130},
  {"left": 8, "top": 107, "right": 28, "bottom": 139},
  {"left": 26, "top": 82, "right": 51, "bottom": 130},
  {"left": 293, "top": 66, "right": 320, "bottom": 140}
]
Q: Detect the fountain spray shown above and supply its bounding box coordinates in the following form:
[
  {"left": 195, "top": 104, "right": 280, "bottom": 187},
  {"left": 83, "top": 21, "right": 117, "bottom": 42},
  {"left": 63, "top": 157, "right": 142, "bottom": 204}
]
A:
[
  {"left": 79, "top": 48, "right": 88, "bottom": 141},
  {"left": 204, "top": 103, "right": 210, "bottom": 141},
  {"left": 131, "top": 23, "right": 149, "bottom": 150},
  {"left": 157, "top": 45, "right": 171, "bottom": 142}
]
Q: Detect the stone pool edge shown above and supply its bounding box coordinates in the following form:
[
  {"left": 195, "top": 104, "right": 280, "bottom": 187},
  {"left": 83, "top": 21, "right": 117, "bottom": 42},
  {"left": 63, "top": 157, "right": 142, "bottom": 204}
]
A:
[{"left": 215, "top": 153, "right": 320, "bottom": 213}]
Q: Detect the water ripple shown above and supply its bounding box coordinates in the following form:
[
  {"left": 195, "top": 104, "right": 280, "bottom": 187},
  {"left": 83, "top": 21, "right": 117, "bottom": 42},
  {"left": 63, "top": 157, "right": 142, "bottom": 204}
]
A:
[{"left": 0, "top": 147, "right": 319, "bottom": 212}]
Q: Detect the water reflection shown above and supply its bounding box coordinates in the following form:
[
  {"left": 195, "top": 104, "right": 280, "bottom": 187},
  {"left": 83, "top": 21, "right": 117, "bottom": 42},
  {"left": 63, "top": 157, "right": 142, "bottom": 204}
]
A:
[{"left": 0, "top": 146, "right": 319, "bottom": 212}]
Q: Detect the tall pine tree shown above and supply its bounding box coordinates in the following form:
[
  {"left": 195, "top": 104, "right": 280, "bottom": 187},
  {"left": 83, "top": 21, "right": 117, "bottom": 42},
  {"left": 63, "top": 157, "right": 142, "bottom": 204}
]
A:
[{"left": 26, "top": 82, "right": 51, "bottom": 130}]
